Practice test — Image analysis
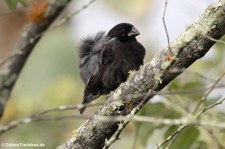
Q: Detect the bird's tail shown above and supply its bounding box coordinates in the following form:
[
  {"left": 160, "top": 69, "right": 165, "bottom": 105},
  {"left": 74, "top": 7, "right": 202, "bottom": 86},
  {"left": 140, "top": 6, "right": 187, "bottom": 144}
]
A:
[
  {"left": 79, "top": 93, "right": 101, "bottom": 114},
  {"left": 79, "top": 106, "right": 86, "bottom": 114},
  {"left": 79, "top": 98, "right": 88, "bottom": 114}
]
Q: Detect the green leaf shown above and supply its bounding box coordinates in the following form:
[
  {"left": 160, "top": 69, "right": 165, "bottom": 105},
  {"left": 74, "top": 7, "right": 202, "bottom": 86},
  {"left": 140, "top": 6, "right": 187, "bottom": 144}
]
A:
[
  {"left": 140, "top": 102, "right": 166, "bottom": 117},
  {"left": 135, "top": 123, "right": 154, "bottom": 146},
  {"left": 6, "top": 0, "right": 18, "bottom": 10},
  {"left": 204, "top": 96, "right": 221, "bottom": 107},
  {"left": 195, "top": 141, "right": 207, "bottom": 149},
  {"left": 140, "top": 102, "right": 181, "bottom": 119},
  {"left": 164, "top": 125, "right": 179, "bottom": 139},
  {"left": 167, "top": 79, "right": 182, "bottom": 90},
  {"left": 164, "top": 125, "right": 200, "bottom": 149},
  {"left": 18, "top": 0, "right": 28, "bottom": 6}
]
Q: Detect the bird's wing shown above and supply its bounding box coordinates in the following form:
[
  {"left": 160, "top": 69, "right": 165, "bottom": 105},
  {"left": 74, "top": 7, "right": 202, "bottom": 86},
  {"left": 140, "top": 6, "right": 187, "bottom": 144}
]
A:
[{"left": 79, "top": 33, "right": 115, "bottom": 107}]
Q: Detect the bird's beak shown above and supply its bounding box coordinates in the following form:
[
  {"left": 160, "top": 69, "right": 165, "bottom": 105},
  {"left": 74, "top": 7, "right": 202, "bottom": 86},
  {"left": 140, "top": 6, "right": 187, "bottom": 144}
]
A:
[{"left": 128, "top": 26, "right": 140, "bottom": 37}]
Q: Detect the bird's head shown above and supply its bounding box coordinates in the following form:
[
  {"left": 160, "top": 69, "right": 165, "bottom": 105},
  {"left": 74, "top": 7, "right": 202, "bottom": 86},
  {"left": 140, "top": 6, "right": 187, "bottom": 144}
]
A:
[{"left": 107, "top": 23, "right": 140, "bottom": 41}]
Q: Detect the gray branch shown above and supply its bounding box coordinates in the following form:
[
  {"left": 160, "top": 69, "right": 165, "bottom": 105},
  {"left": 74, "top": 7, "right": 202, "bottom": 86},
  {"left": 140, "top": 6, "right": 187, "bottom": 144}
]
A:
[
  {"left": 0, "top": 0, "right": 71, "bottom": 119},
  {"left": 58, "top": 1, "right": 225, "bottom": 149}
]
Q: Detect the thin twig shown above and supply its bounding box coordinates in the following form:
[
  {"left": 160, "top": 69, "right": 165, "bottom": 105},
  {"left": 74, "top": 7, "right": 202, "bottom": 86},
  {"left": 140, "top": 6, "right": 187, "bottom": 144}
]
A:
[
  {"left": 162, "top": 0, "right": 171, "bottom": 51},
  {"left": 132, "top": 126, "right": 140, "bottom": 149},
  {"left": 206, "top": 35, "right": 225, "bottom": 45},
  {"left": 0, "top": 102, "right": 104, "bottom": 135},
  {"left": 51, "top": 0, "right": 96, "bottom": 29},
  {"left": 0, "top": 114, "right": 91, "bottom": 135},
  {"left": 0, "top": 81, "right": 224, "bottom": 135},
  {"left": 161, "top": 84, "right": 225, "bottom": 95},
  {"left": 202, "top": 126, "right": 225, "bottom": 149},
  {"left": 156, "top": 72, "right": 225, "bottom": 148},
  {"left": 155, "top": 97, "right": 225, "bottom": 149},
  {"left": 193, "top": 71, "right": 225, "bottom": 113},
  {"left": 185, "top": 70, "right": 215, "bottom": 82},
  {"left": 195, "top": 98, "right": 225, "bottom": 117},
  {"left": 1, "top": 97, "right": 225, "bottom": 136},
  {"left": 103, "top": 89, "right": 157, "bottom": 149},
  {"left": 155, "top": 125, "right": 187, "bottom": 149}
]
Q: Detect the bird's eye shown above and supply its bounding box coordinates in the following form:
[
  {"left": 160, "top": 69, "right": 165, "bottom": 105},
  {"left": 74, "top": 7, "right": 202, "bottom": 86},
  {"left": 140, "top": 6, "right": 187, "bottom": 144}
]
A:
[
  {"left": 124, "top": 27, "right": 130, "bottom": 31},
  {"left": 122, "top": 28, "right": 128, "bottom": 32}
]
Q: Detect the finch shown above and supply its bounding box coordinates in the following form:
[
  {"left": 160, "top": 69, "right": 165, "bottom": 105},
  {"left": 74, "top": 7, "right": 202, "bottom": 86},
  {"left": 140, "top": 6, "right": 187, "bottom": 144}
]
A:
[{"left": 78, "top": 23, "right": 145, "bottom": 114}]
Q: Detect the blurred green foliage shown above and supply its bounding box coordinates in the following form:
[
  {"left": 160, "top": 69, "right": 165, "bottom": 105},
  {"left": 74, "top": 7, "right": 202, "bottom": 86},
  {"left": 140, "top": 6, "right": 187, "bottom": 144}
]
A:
[
  {"left": 1, "top": 24, "right": 84, "bottom": 148},
  {"left": 165, "top": 125, "right": 200, "bottom": 149},
  {"left": 105, "top": 0, "right": 150, "bottom": 16},
  {"left": 5, "top": 0, "right": 28, "bottom": 10}
]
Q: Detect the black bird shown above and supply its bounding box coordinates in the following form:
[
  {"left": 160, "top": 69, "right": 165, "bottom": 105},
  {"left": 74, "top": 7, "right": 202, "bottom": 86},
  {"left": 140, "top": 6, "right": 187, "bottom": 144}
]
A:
[{"left": 78, "top": 23, "right": 145, "bottom": 114}]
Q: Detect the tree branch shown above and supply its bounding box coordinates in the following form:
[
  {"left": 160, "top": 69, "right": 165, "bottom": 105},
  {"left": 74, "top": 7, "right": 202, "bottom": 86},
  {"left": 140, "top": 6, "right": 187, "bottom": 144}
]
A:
[
  {"left": 0, "top": 0, "right": 72, "bottom": 119},
  {"left": 58, "top": 1, "right": 225, "bottom": 148}
]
